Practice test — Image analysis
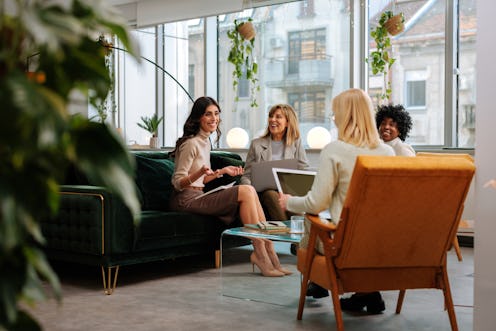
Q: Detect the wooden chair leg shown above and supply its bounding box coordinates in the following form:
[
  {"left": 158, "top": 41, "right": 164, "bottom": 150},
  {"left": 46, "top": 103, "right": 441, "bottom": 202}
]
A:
[
  {"left": 453, "top": 236, "right": 463, "bottom": 261},
  {"left": 297, "top": 275, "right": 309, "bottom": 320},
  {"left": 330, "top": 289, "right": 344, "bottom": 331},
  {"left": 396, "top": 290, "right": 406, "bottom": 314},
  {"left": 442, "top": 268, "right": 459, "bottom": 331}
]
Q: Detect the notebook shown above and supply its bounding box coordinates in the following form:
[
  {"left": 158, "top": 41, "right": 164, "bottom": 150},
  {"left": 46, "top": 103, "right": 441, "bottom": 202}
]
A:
[
  {"left": 272, "top": 167, "right": 317, "bottom": 196},
  {"left": 250, "top": 159, "right": 299, "bottom": 192}
]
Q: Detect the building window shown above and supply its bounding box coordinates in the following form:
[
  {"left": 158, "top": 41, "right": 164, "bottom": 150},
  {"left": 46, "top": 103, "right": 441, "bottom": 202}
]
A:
[
  {"left": 237, "top": 68, "right": 249, "bottom": 98},
  {"left": 406, "top": 80, "right": 426, "bottom": 108},
  {"left": 288, "top": 91, "right": 326, "bottom": 122},
  {"left": 288, "top": 28, "right": 326, "bottom": 74},
  {"left": 299, "top": 0, "right": 315, "bottom": 18}
]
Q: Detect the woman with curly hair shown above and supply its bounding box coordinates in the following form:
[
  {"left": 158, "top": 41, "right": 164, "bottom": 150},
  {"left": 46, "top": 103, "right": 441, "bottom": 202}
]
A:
[{"left": 376, "top": 104, "right": 415, "bottom": 156}]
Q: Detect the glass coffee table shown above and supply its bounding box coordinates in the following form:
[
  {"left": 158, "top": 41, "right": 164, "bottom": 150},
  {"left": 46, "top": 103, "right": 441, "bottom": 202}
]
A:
[{"left": 220, "top": 222, "right": 303, "bottom": 306}]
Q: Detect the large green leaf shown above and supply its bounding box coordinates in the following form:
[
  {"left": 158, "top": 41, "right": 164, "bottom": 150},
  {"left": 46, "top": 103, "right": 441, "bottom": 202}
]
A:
[{"left": 0, "top": 0, "right": 141, "bottom": 329}]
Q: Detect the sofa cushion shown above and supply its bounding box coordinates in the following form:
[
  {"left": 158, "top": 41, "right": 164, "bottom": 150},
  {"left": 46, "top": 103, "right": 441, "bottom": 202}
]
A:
[{"left": 135, "top": 155, "right": 174, "bottom": 211}]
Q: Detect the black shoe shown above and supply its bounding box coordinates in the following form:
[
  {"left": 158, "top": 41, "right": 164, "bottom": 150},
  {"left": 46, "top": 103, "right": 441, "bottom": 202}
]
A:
[
  {"left": 306, "top": 282, "right": 329, "bottom": 299},
  {"left": 339, "top": 292, "right": 385, "bottom": 314}
]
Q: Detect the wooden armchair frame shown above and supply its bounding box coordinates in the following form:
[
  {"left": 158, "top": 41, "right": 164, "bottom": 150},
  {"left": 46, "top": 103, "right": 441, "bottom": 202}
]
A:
[{"left": 296, "top": 155, "right": 475, "bottom": 331}]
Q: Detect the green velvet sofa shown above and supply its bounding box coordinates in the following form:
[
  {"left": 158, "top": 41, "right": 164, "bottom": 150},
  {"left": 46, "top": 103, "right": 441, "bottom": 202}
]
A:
[{"left": 40, "top": 150, "right": 250, "bottom": 294}]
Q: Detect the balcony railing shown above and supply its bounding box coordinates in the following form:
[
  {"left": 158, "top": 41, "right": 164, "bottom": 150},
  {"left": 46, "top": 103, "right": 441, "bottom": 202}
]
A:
[{"left": 264, "top": 55, "right": 333, "bottom": 88}]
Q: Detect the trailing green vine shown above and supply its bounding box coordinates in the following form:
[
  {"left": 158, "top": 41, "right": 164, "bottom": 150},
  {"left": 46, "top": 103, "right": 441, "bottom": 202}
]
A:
[
  {"left": 367, "top": 11, "right": 404, "bottom": 104},
  {"left": 227, "top": 18, "right": 259, "bottom": 109}
]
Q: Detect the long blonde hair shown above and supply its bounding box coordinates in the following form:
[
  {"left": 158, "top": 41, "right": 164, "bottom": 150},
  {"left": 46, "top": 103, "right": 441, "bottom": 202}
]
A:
[
  {"left": 333, "top": 88, "right": 380, "bottom": 148},
  {"left": 261, "top": 104, "right": 301, "bottom": 146}
]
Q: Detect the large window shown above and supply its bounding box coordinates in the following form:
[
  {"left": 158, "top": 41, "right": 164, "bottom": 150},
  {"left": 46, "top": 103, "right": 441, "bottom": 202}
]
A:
[
  {"left": 367, "top": 0, "right": 476, "bottom": 147},
  {"left": 217, "top": 1, "right": 347, "bottom": 148},
  {"left": 110, "top": 0, "right": 476, "bottom": 150}
]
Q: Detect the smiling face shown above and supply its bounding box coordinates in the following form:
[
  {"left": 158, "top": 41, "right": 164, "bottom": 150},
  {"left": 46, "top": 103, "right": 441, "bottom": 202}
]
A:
[
  {"left": 379, "top": 117, "right": 400, "bottom": 142},
  {"left": 200, "top": 104, "right": 220, "bottom": 133},
  {"left": 268, "top": 108, "right": 288, "bottom": 141}
]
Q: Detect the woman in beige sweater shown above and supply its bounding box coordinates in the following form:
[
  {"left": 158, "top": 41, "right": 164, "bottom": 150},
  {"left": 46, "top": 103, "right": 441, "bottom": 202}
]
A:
[
  {"left": 169, "top": 96, "right": 290, "bottom": 277},
  {"left": 279, "top": 88, "right": 394, "bottom": 311}
]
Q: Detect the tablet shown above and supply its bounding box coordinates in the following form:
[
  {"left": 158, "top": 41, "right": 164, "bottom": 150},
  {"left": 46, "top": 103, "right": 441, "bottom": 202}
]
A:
[{"left": 272, "top": 167, "right": 316, "bottom": 196}]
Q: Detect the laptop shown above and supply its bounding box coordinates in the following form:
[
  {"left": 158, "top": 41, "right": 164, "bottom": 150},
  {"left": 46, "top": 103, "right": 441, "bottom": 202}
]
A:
[
  {"left": 250, "top": 159, "right": 299, "bottom": 192},
  {"left": 272, "top": 167, "right": 316, "bottom": 196}
]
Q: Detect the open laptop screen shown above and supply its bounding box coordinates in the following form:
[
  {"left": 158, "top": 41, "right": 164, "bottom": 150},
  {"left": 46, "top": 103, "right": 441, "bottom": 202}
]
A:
[
  {"left": 272, "top": 168, "right": 316, "bottom": 196},
  {"left": 250, "top": 159, "right": 298, "bottom": 192}
]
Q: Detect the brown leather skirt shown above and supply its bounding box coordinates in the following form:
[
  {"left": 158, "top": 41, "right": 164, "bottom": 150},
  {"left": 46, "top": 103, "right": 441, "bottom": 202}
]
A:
[{"left": 169, "top": 186, "right": 239, "bottom": 224}]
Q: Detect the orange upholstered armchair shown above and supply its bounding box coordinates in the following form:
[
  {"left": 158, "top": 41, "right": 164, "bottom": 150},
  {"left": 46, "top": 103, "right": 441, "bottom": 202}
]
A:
[
  {"left": 296, "top": 155, "right": 475, "bottom": 331},
  {"left": 416, "top": 152, "right": 475, "bottom": 261}
]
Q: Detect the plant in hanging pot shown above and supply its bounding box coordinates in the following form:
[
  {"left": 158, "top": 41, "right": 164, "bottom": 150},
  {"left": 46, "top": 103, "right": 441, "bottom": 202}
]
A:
[
  {"left": 227, "top": 18, "right": 259, "bottom": 109},
  {"left": 138, "top": 114, "right": 163, "bottom": 148},
  {"left": 367, "top": 10, "right": 405, "bottom": 104}
]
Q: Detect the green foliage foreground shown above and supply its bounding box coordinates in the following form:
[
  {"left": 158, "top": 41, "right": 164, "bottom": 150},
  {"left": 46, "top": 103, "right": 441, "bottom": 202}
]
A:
[{"left": 0, "top": 0, "right": 141, "bottom": 329}]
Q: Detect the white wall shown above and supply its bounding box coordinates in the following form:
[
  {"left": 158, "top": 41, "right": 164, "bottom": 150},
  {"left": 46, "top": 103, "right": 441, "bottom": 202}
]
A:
[{"left": 474, "top": 1, "right": 496, "bottom": 329}]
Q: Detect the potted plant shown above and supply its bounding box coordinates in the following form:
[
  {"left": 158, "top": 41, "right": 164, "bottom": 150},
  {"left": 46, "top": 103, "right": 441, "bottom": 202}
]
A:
[
  {"left": 367, "top": 10, "right": 405, "bottom": 104},
  {"left": 138, "top": 114, "right": 163, "bottom": 148},
  {"left": 227, "top": 18, "right": 259, "bottom": 109},
  {"left": 0, "top": 1, "right": 141, "bottom": 329}
]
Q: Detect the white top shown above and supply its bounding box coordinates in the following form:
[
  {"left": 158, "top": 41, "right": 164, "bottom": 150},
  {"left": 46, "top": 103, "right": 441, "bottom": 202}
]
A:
[
  {"left": 286, "top": 139, "right": 394, "bottom": 252},
  {"left": 287, "top": 140, "right": 395, "bottom": 225},
  {"left": 385, "top": 137, "right": 416, "bottom": 156}
]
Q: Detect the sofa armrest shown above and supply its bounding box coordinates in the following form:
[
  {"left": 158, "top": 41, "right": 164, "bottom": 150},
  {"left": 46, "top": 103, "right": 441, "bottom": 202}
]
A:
[{"left": 41, "top": 185, "right": 135, "bottom": 257}]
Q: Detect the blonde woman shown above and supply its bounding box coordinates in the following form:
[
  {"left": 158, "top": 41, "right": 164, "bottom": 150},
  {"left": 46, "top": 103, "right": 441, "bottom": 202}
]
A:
[
  {"left": 278, "top": 88, "right": 394, "bottom": 310},
  {"left": 241, "top": 104, "right": 309, "bottom": 221}
]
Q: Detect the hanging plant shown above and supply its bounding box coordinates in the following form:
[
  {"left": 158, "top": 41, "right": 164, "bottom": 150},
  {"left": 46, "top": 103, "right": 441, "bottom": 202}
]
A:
[
  {"left": 93, "top": 35, "right": 116, "bottom": 123},
  {"left": 366, "top": 10, "right": 405, "bottom": 104},
  {"left": 227, "top": 18, "right": 259, "bottom": 109}
]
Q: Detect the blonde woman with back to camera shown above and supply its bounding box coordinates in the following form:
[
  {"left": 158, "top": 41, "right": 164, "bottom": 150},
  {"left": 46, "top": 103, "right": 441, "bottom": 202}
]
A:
[{"left": 278, "top": 88, "right": 395, "bottom": 310}]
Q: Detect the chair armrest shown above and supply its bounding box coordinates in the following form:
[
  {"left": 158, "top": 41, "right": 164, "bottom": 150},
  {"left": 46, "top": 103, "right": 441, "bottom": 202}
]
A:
[{"left": 305, "top": 214, "right": 337, "bottom": 232}]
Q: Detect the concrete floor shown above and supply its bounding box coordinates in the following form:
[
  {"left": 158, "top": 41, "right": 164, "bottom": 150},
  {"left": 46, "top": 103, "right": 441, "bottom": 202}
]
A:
[{"left": 28, "top": 243, "right": 473, "bottom": 331}]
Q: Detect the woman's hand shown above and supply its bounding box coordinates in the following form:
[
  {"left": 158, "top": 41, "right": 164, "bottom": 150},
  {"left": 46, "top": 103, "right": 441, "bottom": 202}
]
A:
[
  {"left": 201, "top": 165, "right": 215, "bottom": 176},
  {"left": 219, "top": 165, "right": 244, "bottom": 177},
  {"left": 278, "top": 192, "right": 291, "bottom": 211}
]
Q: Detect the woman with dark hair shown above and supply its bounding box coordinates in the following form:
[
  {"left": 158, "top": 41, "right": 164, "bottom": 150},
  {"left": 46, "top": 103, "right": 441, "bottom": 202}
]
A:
[
  {"left": 376, "top": 104, "right": 415, "bottom": 156},
  {"left": 169, "top": 96, "right": 290, "bottom": 277}
]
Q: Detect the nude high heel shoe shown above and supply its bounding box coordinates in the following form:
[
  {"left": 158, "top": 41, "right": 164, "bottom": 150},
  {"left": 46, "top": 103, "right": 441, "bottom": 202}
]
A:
[
  {"left": 251, "top": 239, "right": 284, "bottom": 277},
  {"left": 264, "top": 239, "right": 292, "bottom": 275},
  {"left": 250, "top": 253, "right": 284, "bottom": 277}
]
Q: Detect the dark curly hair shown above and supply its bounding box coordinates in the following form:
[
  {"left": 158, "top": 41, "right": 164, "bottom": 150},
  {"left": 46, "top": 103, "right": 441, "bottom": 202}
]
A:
[{"left": 375, "top": 104, "right": 413, "bottom": 141}]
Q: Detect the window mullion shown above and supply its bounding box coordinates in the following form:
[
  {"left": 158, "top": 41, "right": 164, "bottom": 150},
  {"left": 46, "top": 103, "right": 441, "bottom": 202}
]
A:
[{"left": 445, "top": 0, "right": 458, "bottom": 147}]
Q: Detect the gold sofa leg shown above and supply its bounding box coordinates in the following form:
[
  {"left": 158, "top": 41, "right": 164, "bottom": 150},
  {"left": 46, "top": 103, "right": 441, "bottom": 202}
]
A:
[{"left": 101, "top": 266, "right": 120, "bottom": 295}]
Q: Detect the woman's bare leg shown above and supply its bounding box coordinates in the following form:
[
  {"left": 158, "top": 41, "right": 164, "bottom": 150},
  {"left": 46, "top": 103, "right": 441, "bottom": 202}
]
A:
[
  {"left": 236, "top": 185, "right": 284, "bottom": 276},
  {"left": 237, "top": 185, "right": 265, "bottom": 224}
]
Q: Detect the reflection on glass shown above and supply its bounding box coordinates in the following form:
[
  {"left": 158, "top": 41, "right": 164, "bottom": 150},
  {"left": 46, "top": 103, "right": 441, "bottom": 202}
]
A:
[
  {"left": 458, "top": 0, "right": 477, "bottom": 148},
  {"left": 368, "top": 0, "right": 445, "bottom": 146},
  {"left": 217, "top": 0, "right": 349, "bottom": 148}
]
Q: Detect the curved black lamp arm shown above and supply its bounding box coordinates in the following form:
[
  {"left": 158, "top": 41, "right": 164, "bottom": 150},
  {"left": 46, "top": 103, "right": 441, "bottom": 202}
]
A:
[{"left": 103, "top": 44, "right": 194, "bottom": 103}]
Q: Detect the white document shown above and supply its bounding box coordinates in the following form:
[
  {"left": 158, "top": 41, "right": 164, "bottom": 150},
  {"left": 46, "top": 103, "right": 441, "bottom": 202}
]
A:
[{"left": 194, "top": 181, "right": 236, "bottom": 200}]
